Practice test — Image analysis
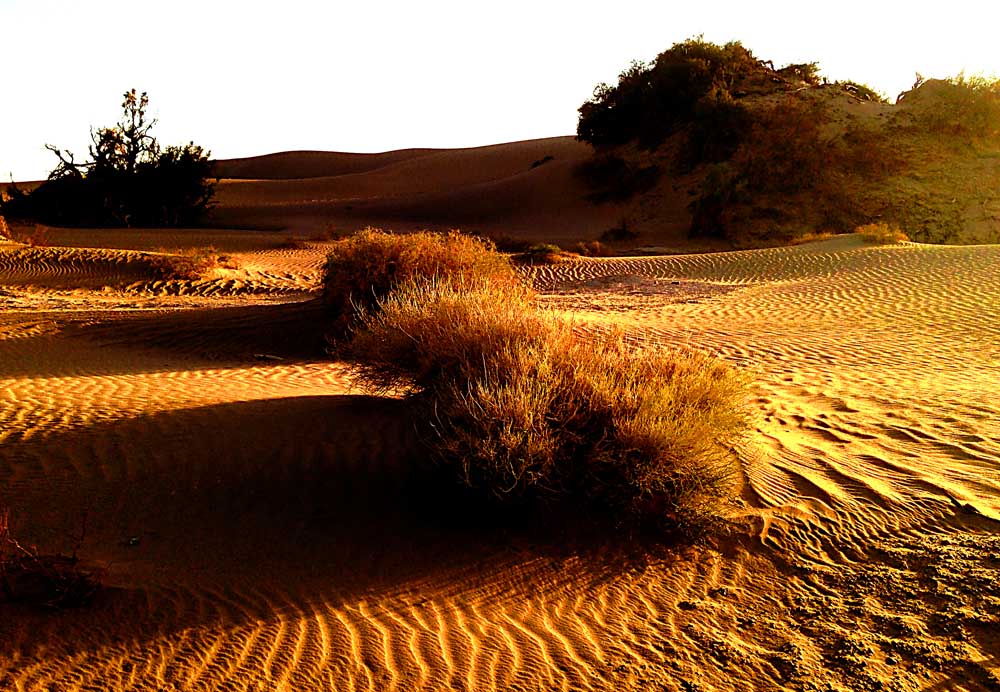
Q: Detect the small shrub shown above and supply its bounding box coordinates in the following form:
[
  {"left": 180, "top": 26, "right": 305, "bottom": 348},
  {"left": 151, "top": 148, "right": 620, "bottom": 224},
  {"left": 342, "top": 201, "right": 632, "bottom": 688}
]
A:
[
  {"left": 514, "top": 243, "right": 572, "bottom": 265},
  {"left": 837, "top": 81, "right": 888, "bottom": 103},
  {"left": 350, "top": 279, "right": 753, "bottom": 531},
  {"left": 909, "top": 74, "right": 1000, "bottom": 138},
  {"left": 573, "top": 241, "right": 615, "bottom": 257},
  {"left": 530, "top": 155, "right": 555, "bottom": 169},
  {"left": 778, "top": 62, "right": 822, "bottom": 85},
  {"left": 273, "top": 237, "right": 310, "bottom": 250},
  {"left": 599, "top": 219, "right": 641, "bottom": 242},
  {"left": 1, "top": 509, "right": 103, "bottom": 608},
  {"left": 321, "top": 228, "right": 520, "bottom": 340},
  {"left": 856, "top": 222, "right": 909, "bottom": 244},
  {"left": 147, "top": 246, "right": 239, "bottom": 280},
  {"left": 457, "top": 230, "right": 533, "bottom": 253},
  {"left": 575, "top": 154, "right": 661, "bottom": 203}
]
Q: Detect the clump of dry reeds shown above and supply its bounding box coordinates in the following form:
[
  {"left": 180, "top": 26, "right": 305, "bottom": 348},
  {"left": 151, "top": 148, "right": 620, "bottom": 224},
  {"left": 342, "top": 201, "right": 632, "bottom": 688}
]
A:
[
  {"left": 349, "top": 275, "right": 752, "bottom": 532},
  {"left": 856, "top": 222, "right": 909, "bottom": 244},
  {"left": 321, "top": 228, "right": 520, "bottom": 340},
  {"left": 0, "top": 509, "right": 104, "bottom": 608},
  {"left": 147, "top": 246, "right": 240, "bottom": 280}
]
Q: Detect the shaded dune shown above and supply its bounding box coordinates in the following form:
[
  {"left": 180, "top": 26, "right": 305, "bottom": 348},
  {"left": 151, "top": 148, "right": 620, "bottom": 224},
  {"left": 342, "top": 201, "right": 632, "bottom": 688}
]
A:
[
  {"left": 1, "top": 234, "right": 999, "bottom": 690},
  {"left": 210, "top": 137, "right": 627, "bottom": 240},
  {"left": 213, "top": 148, "right": 439, "bottom": 180}
]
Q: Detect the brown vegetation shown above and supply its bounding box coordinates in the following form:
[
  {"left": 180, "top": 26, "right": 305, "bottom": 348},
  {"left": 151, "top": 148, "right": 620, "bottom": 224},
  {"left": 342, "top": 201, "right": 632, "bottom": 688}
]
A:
[
  {"left": 332, "top": 232, "right": 754, "bottom": 532},
  {"left": 856, "top": 222, "right": 909, "bottom": 244},
  {"left": 321, "top": 228, "right": 520, "bottom": 340},
  {"left": 147, "top": 246, "right": 240, "bottom": 280}
]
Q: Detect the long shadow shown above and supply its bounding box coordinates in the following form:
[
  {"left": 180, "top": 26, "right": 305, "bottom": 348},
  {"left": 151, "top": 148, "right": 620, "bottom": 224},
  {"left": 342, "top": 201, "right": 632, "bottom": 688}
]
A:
[
  {"left": 0, "top": 393, "right": 659, "bottom": 668},
  {"left": 0, "top": 299, "right": 331, "bottom": 380}
]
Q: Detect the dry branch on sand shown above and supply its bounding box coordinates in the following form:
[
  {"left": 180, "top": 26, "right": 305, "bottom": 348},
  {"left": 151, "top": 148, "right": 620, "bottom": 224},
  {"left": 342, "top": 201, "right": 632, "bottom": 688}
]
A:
[{"left": 0, "top": 509, "right": 104, "bottom": 608}]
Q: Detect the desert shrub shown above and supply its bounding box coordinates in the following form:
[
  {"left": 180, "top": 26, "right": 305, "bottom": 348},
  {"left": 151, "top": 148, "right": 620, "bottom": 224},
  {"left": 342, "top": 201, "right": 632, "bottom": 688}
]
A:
[
  {"left": 573, "top": 241, "right": 615, "bottom": 257},
  {"left": 530, "top": 155, "right": 555, "bottom": 169},
  {"left": 1, "top": 509, "right": 103, "bottom": 608},
  {"left": 577, "top": 37, "right": 762, "bottom": 150},
  {"left": 909, "top": 75, "right": 1000, "bottom": 138},
  {"left": 575, "top": 153, "right": 661, "bottom": 203},
  {"left": 8, "top": 223, "right": 52, "bottom": 247},
  {"left": 321, "top": 228, "right": 519, "bottom": 339},
  {"left": 147, "top": 246, "right": 239, "bottom": 280},
  {"left": 0, "top": 90, "right": 215, "bottom": 227},
  {"left": 856, "top": 222, "right": 909, "bottom": 244},
  {"left": 734, "top": 100, "right": 836, "bottom": 194},
  {"left": 350, "top": 279, "right": 752, "bottom": 531},
  {"left": 513, "top": 243, "right": 572, "bottom": 265},
  {"left": 682, "top": 90, "right": 754, "bottom": 168},
  {"left": 599, "top": 219, "right": 640, "bottom": 242},
  {"left": 778, "top": 62, "right": 822, "bottom": 85},
  {"left": 272, "top": 237, "right": 311, "bottom": 250},
  {"left": 837, "top": 81, "right": 888, "bottom": 103}
]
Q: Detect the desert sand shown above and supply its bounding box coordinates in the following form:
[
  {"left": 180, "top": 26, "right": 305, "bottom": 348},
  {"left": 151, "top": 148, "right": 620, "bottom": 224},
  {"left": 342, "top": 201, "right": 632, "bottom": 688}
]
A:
[{"left": 1, "top": 144, "right": 999, "bottom": 691}]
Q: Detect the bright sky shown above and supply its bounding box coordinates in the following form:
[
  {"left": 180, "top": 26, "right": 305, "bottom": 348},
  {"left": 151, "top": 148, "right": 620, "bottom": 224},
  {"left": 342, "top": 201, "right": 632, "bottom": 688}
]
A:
[{"left": 2, "top": 0, "right": 997, "bottom": 180}]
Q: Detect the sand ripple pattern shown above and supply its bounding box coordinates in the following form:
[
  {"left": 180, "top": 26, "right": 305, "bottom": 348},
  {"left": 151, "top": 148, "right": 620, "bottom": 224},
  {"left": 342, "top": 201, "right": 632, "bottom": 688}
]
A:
[{"left": 2, "top": 234, "right": 999, "bottom": 691}]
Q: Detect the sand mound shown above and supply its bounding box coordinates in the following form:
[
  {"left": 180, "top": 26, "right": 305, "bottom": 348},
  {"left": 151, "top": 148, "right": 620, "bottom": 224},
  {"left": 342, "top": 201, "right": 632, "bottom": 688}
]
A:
[
  {"left": 210, "top": 137, "right": 629, "bottom": 243},
  {"left": 1, "top": 233, "right": 998, "bottom": 690}
]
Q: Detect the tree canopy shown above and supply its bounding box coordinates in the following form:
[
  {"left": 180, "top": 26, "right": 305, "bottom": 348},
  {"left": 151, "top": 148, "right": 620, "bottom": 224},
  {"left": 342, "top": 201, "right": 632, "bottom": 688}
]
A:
[{"left": 1, "top": 90, "right": 215, "bottom": 227}]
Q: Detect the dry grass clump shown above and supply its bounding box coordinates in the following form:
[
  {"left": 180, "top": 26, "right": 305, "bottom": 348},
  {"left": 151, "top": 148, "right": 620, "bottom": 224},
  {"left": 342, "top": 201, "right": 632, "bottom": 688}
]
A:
[
  {"left": 513, "top": 243, "right": 577, "bottom": 265},
  {"left": 322, "top": 228, "right": 520, "bottom": 339},
  {"left": 857, "top": 222, "right": 909, "bottom": 244},
  {"left": 351, "top": 279, "right": 752, "bottom": 531},
  {"left": 1, "top": 509, "right": 103, "bottom": 608},
  {"left": 147, "top": 246, "right": 240, "bottom": 280}
]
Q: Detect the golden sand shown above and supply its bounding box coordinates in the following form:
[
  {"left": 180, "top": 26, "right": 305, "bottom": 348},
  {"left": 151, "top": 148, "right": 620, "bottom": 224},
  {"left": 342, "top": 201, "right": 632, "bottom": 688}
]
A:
[{"left": 1, "top": 153, "right": 998, "bottom": 690}]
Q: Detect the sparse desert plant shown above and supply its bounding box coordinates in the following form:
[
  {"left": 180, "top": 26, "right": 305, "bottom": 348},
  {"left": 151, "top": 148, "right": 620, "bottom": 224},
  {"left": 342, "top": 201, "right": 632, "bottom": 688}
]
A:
[
  {"left": 1, "top": 509, "right": 104, "bottom": 608},
  {"left": 575, "top": 153, "right": 661, "bottom": 203},
  {"left": 321, "top": 228, "right": 520, "bottom": 340},
  {"left": 11, "top": 223, "right": 51, "bottom": 247},
  {"left": 908, "top": 75, "right": 1000, "bottom": 138},
  {"left": 273, "top": 236, "right": 311, "bottom": 250},
  {"left": 513, "top": 243, "right": 572, "bottom": 265},
  {"left": 856, "top": 222, "right": 909, "bottom": 244},
  {"left": 350, "top": 278, "right": 753, "bottom": 531},
  {"left": 573, "top": 240, "right": 615, "bottom": 257},
  {"left": 836, "top": 80, "right": 888, "bottom": 103},
  {"left": 147, "top": 246, "right": 239, "bottom": 280},
  {"left": 599, "top": 218, "right": 641, "bottom": 242}
]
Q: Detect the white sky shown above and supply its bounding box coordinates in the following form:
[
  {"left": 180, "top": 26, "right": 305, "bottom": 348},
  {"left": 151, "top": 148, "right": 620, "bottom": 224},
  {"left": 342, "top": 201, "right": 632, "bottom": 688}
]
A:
[{"left": 2, "top": 0, "right": 997, "bottom": 180}]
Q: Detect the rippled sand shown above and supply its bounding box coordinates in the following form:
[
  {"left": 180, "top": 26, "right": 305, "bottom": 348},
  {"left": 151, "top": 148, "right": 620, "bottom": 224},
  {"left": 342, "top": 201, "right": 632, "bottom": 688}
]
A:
[{"left": 1, "top": 233, "right": 998, "bottom": 691}]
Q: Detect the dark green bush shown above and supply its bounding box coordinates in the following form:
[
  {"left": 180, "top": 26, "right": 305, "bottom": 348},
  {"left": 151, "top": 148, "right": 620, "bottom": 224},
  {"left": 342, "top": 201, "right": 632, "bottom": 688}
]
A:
[
  {"left": 577, "top": 37, "right": 762, "bottom": 152},
  {"left": 0, "top": 90, "right": 215, "bottom": 228}
]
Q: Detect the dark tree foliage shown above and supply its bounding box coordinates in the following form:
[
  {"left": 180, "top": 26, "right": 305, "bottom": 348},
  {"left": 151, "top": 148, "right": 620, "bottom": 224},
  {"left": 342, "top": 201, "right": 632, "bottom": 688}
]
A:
[
  {"left": 1, "top": 90, "right": 215, "bottom": 227},
  {"left": 577, "top": 38, "right": 761, "bottom": 154}
]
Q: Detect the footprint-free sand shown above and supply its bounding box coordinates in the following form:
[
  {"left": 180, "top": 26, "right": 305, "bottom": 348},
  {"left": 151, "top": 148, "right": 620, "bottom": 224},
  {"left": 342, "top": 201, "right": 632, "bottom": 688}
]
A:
[{"left": 1, "top": 154, "right": 998, "bottom": 690}]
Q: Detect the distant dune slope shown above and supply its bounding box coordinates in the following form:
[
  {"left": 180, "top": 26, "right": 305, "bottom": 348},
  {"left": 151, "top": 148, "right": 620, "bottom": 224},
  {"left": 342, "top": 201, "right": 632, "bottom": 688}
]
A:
[
  {"left": 210, "top": 137, "right": 630, "bottom": 243},
  {"left": 212, "top": 148, "right": 438, "bottom": 180}
]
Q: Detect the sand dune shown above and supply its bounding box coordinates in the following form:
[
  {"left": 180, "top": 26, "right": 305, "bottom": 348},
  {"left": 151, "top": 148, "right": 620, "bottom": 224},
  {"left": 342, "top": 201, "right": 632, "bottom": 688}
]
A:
[
  {"left": 1, "top": 232, "right": 999, "bottom": 690},
  {"left": 209, "top": 137, "right": 630, "bottom": 242}
]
